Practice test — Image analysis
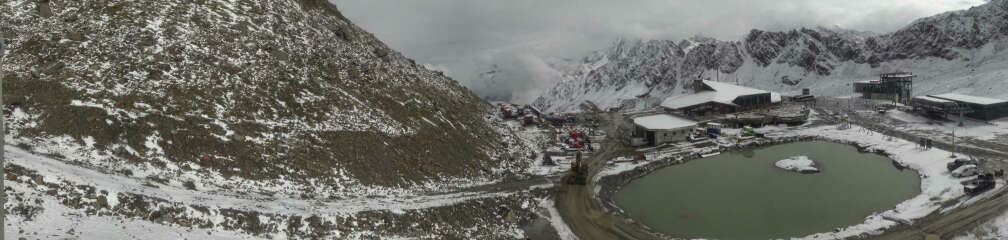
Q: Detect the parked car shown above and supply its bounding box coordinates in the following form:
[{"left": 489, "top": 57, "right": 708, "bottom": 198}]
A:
[
  {"left": 952, "top": 165, "right": 979, "bottom": 178},
  {"left": 948, "top": 159, "right": 979, "bottom": 171}
]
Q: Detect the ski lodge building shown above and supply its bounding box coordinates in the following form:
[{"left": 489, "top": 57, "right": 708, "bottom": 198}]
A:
[
  {"left": 632, "top": 114, "right": 697, "bottom": 146},
  {"left": 660, "top": 80, "right": 773, "bottom": 117}
]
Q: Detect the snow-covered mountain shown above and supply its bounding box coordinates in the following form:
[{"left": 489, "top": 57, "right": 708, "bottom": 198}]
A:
[
  {"left": 472, "top": 64, "right": 515, "bottom": 102},
  {"left": 470, "top": 56, "right": 571, "bottom": 104},
  {"left": 534, "top": 0, "right": 1008, "bottom": 113},
  {"left": 3, "top": 0, "right": 526, "bottom": 209}
]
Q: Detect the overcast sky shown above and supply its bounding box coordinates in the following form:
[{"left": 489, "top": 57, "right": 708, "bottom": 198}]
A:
[{"left": 331, "top": 0, "right": 987, "bottom": 103}]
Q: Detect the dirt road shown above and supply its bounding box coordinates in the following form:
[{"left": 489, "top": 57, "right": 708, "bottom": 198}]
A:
[
  {"left": 872, "top": 189, "right": 1008, "bottom": 239},
  {"left": 552, "top": 111, "right": 666, "bottom": 240}
]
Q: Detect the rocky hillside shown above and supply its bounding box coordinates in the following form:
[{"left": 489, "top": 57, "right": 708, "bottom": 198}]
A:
[
  {"left": 534, "top": 0, "right": 1008, "bottom": 113},
  {"left": 1, "top": 0, "right": 515, "bottom": 197}
]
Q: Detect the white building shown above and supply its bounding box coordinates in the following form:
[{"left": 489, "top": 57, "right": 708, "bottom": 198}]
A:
[
  {"left": 660, "top": 80, "right": 773, "bottom": 117},
  {"left": 632, "top": 114, "right": 698, "bottom": 146}
]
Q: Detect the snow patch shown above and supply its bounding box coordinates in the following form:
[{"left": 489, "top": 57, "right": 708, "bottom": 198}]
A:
[
  {"left": 538, "top": 197, "right": 579, "bottom": 240},
  {"left": 774, "top": 156, "right": 819, "bottom": 173}
]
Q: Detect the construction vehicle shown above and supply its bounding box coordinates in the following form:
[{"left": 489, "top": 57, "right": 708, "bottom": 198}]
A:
[
  {"left": 503, "top": 109, "right": 517, "bottom": 119},
  {"left": 499, "top": 104, "right": 519, "bottom": 119},
  {"left": 522, "top": 113, "right": 537, "bottom": 126},
  {"left": 964, "top": 173, "right": 996, "bottom": 195},
  {"left": 566, "top": 150, "right": 588, "bottom": 185}
]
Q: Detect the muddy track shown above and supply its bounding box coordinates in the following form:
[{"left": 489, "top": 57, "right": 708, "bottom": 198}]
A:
[
  {"left": 872, "top": 189, "right": 1008, "bottom": 240},
  {"left": 553, "top": 142, "right": 658, "bottom": 239},
  {"left": 553, "top": 111, "right": 666, "bottom": 240}
]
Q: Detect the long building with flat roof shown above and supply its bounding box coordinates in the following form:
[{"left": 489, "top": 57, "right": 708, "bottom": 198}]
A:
[
  {"left": 928, "top": 93, "right": 1008, "bottom": 121},
  {"left": 911, "top": 95, "right": 959, "bottom": 118},
  {"left": 632, "top": 114, "right": 697, "bottom": 146}
]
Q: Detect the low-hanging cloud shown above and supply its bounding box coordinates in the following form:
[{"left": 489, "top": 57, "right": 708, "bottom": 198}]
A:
[{"left": 331, "top": 0, "right": 986, "bottom": 104}]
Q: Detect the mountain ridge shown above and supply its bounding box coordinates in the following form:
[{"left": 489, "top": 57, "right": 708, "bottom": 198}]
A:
[
  {"left": 2, "top": 0, "right": 515, "bottom": 194},
  {"left": 532, "top": 0, "right": 1008, "bottom": 113}
]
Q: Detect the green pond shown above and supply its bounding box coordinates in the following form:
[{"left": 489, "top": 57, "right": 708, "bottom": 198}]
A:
[{"left": 615, "top": 141, "right": 920, "bottom": 240}]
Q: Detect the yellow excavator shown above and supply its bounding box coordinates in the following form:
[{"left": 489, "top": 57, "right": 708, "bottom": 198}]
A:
[{"left": 566, "top": 150, "right": 588, "bottom": 185}]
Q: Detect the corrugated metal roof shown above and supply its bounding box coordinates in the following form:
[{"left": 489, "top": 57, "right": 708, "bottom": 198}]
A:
[
  {"left": 702, "top": 80, "right": 768, "bottom": 96},
  {"left": 931, "top": 93, "right": 1008, "bottom": 105},
  {"left": 633, "top": 114, "right": 697, "bottom": 130},
  {"left": 660, "top": 81, "right": 767, "bottom": 109},
  {"left": 660, "top": 91, "right": 721, "bottom": 109},
  {"left": 913, "top": 95, "right": 954, "bottom": 103}
]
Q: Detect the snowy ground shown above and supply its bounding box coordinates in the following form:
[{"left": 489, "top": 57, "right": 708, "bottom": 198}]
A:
[
  {"left": 594, "top": 140, "right": 717, "bottom": 182},
  {"left": 506, "top": 120, "right": 567, "bottom": 176},
  {"left": 594, "top": 122, "right": 998, "bottom": 240},
  {"left": 955, "top": 208, "right": 1008, "bottom": 240},
  {"left": 3, "top": 109, "right": 569, "bottom": 239},
  {"left": 4, "top": 145, "right": 533, "bottom": 217},
  {"left": 3, "top": 143, "right": 550, "bottom": 238},
  {"left": 490, "top": 113, "right": 607, "bottom": 177},
  {"left": 775, "top": 156, "right": 819, "bottom": 173},
  {"left": 3, "top": 182, "right": 266, "bottom": 240},
  {"left": 536, "top": 197, "right": 579, "bottom": 240},
  {"left": 885, "top": 109, "right": 1008, "bottom": 142}
]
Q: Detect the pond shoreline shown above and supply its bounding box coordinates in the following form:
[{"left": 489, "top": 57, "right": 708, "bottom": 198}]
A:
[{"left": 594, "top": 135, "right": 922, "bottom": 239}]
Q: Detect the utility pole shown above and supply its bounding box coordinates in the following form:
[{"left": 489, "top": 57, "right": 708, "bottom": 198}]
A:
[
  {"left": 958, "top": 104, "right": 965, "bottom": 127},
  {"left": 952, "top": 127, "right": 958, "bottom": 158},
  {"left": 848, "top": 78, "right": 854, "bottom": 129},
  {"left": 1, "top": 37, "right": 6, "bottom": 240}
]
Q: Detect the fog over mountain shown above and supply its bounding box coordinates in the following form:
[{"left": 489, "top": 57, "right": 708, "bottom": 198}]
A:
[{"left": 331, "top": 0, "right": 986, "bottom": 103}]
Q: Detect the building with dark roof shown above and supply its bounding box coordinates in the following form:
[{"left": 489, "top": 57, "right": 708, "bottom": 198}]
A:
[
  {"left": 928, "top": 93, "right": 1008, "bottom": 121},
  {"left": 911, "top": 95, "right": 960, "bottom": 119}
]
